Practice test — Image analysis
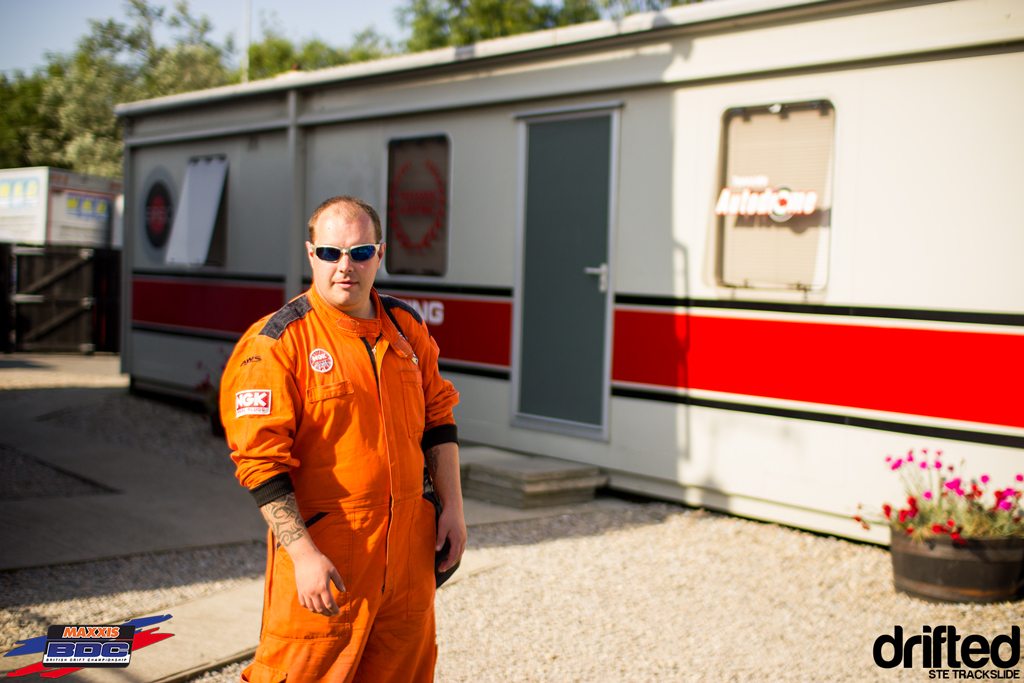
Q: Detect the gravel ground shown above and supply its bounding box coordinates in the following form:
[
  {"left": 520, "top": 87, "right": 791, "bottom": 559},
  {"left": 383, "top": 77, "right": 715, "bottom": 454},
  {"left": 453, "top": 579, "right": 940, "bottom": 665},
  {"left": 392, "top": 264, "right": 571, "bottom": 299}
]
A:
[
  {"left": 34, "top": 389, "right": 236, "bottom": 476},
  {"left": 93, "top": 504, "right": 1024, "bottom": 683},
  {"left": 0, "top": 370, "right": 129, "bottom": 390},
  {"left": 3, "top": 369, "right": 1023, "bottom": 681},
  {"left": 0, "top": 541, "right": 265, "bottom": 654},
  {"left": 0, "top": 443, "right": 112, "bottom": 500}
]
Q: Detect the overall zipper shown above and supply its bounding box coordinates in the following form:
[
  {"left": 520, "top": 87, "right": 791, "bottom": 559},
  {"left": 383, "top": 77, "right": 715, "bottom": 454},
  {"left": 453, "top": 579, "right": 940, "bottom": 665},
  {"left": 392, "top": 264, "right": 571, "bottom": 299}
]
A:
[{"left": 362, "top": 334, "right": 394, "bottom": 595}]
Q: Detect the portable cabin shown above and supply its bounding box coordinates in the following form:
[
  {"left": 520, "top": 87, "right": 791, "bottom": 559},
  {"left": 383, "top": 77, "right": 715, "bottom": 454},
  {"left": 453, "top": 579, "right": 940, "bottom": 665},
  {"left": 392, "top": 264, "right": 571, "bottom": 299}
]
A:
[
  {"left": 115, "top": 0, "right": 1024, "bottom": 542},
  {"left": 0, "top": 167, "right": 122, "bottom": 352}
]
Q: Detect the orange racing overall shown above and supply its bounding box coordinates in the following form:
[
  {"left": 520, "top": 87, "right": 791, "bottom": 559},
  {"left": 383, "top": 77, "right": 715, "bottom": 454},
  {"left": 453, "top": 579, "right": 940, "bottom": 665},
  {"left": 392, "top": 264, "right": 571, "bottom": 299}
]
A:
[{"left": 220, "top": 286, "right": 459, "bottom": 683}]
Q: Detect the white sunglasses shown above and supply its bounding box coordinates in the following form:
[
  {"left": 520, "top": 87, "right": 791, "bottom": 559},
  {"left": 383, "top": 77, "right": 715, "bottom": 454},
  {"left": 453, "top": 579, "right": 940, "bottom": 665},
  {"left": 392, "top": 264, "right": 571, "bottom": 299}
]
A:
[{"left": 310, "top": 243, "right": 381, "bottom": 263}]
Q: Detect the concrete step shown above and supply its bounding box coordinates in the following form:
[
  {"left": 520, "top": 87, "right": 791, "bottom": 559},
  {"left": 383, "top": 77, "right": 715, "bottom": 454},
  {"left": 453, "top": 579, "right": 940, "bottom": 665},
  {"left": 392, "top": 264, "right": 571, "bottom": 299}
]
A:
[{"left": 459, "top": 446, "right": 608, "bottom": 509}]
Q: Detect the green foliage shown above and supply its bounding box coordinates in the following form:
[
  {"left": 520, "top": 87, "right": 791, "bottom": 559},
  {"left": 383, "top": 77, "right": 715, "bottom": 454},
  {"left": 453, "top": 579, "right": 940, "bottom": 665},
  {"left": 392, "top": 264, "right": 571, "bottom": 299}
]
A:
[
  {"left": 398, "top": 0, "right": 601, "bottom": 52},
  {"left": 17, "top": 0, "right": 233, "bottom": 177},
  {"left": 395, "top": 0, "right": 701, "bottom": 53},
  {"left": 1, "top": 0, "right": 390, "bottom": 175},
  {"left": 245, "top": 24, "right": 392, "bottom": 81},
  {"left": 599, "top": 0, "right": 697, "bottom": 20},
  {"left": 0, "top": 69, "right": 61, "bottom": 169},
  {"left": 2, "top": 0, "right": 702, "bottom": 175}
]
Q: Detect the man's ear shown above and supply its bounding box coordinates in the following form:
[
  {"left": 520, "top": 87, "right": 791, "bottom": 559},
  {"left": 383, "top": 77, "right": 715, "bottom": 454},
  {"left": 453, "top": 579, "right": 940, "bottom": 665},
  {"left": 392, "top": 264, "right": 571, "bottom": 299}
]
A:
[{"left": 377, "top": 243, "right": 386, "bottom": 268}]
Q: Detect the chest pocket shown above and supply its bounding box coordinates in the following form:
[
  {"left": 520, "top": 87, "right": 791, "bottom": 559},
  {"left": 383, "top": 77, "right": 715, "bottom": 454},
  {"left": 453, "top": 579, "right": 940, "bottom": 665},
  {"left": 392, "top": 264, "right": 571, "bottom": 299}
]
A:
[
  {"left": 401, "top": 370, "right": 425, "bottom": 438},
  {"left": 307, "top": 380, "right": 353, "bottom": 403}
]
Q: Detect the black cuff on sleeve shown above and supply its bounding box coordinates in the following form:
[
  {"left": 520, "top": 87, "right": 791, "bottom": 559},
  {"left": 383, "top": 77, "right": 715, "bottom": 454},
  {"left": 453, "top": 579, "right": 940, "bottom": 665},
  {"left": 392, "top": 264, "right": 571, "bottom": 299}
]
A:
[
  {"left": 421, "top": 423, "right": 459, "bottom": 451},
  {"left": 250, "top": 472, "right": 295, "bottom": 507}
]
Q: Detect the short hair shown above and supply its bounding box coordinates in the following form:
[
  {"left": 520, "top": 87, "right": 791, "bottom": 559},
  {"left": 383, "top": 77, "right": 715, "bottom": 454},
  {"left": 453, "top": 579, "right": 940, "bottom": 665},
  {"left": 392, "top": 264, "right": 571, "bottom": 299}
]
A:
[{"left": 307, "top": 196, "right": 383, "bottom": 244}]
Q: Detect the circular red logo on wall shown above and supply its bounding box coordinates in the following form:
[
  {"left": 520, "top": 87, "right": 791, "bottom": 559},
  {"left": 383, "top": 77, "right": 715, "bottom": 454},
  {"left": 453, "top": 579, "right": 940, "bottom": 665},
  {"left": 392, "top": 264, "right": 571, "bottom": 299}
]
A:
[
  {"left": 309, "top": 348, "right": 334, "bottom": 373},
  {"left": 144, "top": 181, "right": 173, "bottom": 248}
]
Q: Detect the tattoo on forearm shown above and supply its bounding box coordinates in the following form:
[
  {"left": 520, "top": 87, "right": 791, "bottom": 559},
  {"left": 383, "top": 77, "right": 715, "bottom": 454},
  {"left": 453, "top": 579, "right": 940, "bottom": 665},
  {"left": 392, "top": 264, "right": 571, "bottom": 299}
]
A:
[
  {"left": 425, "top": 445, "right": 441, "bottom": 479},
  {"left": 261, "top": 493, "right": 308, "bottom": 549}
]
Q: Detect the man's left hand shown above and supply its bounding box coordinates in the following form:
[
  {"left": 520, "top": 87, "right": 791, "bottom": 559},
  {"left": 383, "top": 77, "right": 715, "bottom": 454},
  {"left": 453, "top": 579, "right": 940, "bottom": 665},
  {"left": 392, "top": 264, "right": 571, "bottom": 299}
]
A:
[{"left": 436, "top": 504, "right": 467, "bottom": 572}]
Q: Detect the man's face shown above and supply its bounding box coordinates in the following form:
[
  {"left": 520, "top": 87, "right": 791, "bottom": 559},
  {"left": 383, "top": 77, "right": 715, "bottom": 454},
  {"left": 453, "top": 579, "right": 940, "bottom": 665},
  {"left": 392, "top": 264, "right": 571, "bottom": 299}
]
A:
[{"left": 306, "top": 205, "right": 384, "bottom": 318}]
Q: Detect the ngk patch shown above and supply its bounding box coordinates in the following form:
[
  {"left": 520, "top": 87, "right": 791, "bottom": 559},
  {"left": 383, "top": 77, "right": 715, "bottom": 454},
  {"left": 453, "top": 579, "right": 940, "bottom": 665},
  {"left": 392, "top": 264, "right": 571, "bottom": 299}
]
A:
[
  {"left": 236, "top": 390, "right": 271, "bottom": 416},
  {"left": 309, "top": 348, "right": 334, "bottom": 373}
]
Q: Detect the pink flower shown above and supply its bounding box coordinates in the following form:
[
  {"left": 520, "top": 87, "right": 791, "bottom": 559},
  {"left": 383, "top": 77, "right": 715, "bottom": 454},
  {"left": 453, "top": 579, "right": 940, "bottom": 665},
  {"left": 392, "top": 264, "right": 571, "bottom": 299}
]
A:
[
  {"left": 885, "top": 456, "right": 892, "bottom": 463},
  {"left": 999, "top": 498, "right": 1014, "bottom": 511},
  {"left": 922, "top": 448, "right": 929, "bottom": 454},
  {"left": 981, "top": 475, "right": 990, "bottom": 484},
  {"left": 923, "top": 491, "right": 933, "bottom": 499},
  {"left": 936, "top": 450, "right": 943, "bottom": 456},
  {"left": 920, "top": 461, "right": 928, "bottom": 469},
  {"left": 1017, "top": 475, "right": 1023, "bottom": 483},
  {"left": 945, "top": 478, "right": 962, "bottom": 491},
  {"left": 948, "top": 465, "right": 954, "bottom": 472},
  {"left": 935, "top": 461, "right": 943, "bottom": 469},
  {"left": 891, "top": 459, "right": 903, "bottom": 470},
  {"left": 908, "top": 454, "right": 914, "bottom": 462}
]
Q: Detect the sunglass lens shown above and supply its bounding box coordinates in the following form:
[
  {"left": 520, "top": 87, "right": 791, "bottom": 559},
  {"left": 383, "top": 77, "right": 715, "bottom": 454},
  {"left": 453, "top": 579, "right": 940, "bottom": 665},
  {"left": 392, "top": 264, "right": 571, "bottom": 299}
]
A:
[
  {"left": 315, "top": 246, "right": 342, "bottom": 262},
  {"left": 349, "top": 245, "right": 377, "bottom": 262}
]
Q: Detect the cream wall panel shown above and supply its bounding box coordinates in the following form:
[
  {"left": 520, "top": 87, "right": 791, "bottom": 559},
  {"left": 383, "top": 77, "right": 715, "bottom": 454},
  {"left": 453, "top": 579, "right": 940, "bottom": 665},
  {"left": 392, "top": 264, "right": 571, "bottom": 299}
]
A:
[
  {"left": 612, "top": 89, "right": 676, "bottom": 295},
  {"left": 307, "top": 107, "right": 524, "bottom": 287},
  {"left": 673, "top": 51, "right": 1024, "bottom": 312},
  {"left": 843, "top": 51, "right": 1024, "bottom": 311},
  {"left": 130, "top": 95, "right": 288, "bottom": 140},
  {"left": 132, "top": 134, "right": 290, "bottom": 275},
  {"left": 131, "top": 331, "right": 232, "bottom": 391},
  {"left": 454, "top": 368, "right": 1023, "bottom": 541}
]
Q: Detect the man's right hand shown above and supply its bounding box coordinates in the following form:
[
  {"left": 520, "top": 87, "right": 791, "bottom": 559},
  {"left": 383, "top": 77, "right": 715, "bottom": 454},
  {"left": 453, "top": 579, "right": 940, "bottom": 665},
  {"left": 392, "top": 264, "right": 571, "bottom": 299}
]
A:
[
  {"left": 259, "top": 493, "right": 346, "bottom": 616},
  {"left": 290, "top": 545, "right": 345, "bottom": 616}
]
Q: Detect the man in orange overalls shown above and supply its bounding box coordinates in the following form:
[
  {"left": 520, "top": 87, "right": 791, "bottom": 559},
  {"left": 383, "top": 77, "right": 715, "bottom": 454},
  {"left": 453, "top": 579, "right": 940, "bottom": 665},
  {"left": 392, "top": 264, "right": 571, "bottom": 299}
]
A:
[{"left": 220, "top": 196, "right": 465, "bottom": 683}]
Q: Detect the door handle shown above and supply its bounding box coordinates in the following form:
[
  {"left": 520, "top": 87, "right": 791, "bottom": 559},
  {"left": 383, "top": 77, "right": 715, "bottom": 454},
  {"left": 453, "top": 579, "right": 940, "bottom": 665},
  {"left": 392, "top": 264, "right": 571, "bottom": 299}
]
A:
[{"left": 584, "top": 263, "right": 608, "bottom": 293}]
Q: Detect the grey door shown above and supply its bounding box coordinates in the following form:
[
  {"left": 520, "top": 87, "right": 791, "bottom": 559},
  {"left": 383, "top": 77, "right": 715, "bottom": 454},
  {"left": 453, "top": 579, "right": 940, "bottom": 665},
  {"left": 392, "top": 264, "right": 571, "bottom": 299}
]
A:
[{"left": 516, "top": 113, "right": 614, "bottom": 435}]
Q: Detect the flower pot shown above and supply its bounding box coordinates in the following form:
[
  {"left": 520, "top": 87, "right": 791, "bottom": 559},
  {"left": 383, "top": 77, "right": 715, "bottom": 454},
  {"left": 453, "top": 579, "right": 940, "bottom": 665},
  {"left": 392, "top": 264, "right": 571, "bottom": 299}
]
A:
[{"left": 890, "top": 532, "right": 1024, "bottom": 603}]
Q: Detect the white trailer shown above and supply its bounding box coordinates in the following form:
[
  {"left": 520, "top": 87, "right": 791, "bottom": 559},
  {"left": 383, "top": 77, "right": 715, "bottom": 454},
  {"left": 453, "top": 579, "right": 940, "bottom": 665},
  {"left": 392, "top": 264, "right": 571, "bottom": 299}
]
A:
[
  {"left": 115, "top": 0, "right": 1024, "bottom": 542},
  {"left": 0, "top": 167, "right": 122, "bottom": 248}
]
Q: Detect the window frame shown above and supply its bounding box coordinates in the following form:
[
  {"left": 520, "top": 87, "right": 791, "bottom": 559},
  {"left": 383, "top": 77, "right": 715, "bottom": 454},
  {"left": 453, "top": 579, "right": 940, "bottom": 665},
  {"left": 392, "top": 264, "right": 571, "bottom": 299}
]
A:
[
  {"left": 714, "top": 99, "right": 836, "bottom": 293},
  {"left": 380, "top": 133, "right": 452, "bottom": 279}
]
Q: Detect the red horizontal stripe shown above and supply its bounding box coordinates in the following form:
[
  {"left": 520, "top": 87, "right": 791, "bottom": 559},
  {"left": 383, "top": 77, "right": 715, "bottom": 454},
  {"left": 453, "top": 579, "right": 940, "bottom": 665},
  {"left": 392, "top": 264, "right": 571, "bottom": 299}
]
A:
[
  {"left": 133, "top": 278, "right": 284, "bottom": 335},
  {"left": 380, "top": 293, "right": 512, "bottom": 368},
  {"left": 612, "top": 309, "right": 1024, "bottom": 430}
]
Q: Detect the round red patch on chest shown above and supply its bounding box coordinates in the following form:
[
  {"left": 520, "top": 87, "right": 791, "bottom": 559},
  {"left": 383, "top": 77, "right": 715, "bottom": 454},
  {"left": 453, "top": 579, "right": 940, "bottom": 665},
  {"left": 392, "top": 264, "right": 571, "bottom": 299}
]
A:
[{"left": 309, "top": 348, "right": 334, "bottom": 373}]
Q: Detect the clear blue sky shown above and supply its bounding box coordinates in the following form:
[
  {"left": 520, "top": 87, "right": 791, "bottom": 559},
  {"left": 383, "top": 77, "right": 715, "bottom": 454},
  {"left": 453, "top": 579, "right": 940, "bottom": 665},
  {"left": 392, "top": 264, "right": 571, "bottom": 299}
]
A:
[{"left": 0, "top": 0, "right": 410, "bottom": 74}]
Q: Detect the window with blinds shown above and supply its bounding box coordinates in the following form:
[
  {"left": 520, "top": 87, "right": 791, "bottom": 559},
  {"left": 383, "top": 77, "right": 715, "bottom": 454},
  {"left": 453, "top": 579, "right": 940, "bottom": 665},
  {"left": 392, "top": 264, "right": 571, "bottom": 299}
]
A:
[
  {"left": 385, "top": 135, "right": 450, "bottom": 276},
  {"left": 715, "top": 101, "right": 835, "bottom": 291}
]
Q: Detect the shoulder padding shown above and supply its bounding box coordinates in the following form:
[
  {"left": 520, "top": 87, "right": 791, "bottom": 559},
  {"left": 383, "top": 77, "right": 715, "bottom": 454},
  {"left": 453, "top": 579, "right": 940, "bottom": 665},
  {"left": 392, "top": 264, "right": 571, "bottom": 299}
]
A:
[
  {"left": 258, "top": 295, "right": 312, "bottom": 340},
  {"left": 379, "top": 294, "right": 423, "bottom": 326}
]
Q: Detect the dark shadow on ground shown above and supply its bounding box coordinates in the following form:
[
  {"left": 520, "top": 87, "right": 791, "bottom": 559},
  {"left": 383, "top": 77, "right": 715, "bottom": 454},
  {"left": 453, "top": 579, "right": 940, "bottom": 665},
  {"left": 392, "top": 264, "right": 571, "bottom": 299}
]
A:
[
  {"left": 465, "top": 497, "right": 705, "bottom": 551},
  {"left": 0, "top": 540, "right": 266, "bottom": 608},
  {"left": 0, "top": 358, "right": 50, "bottom": 369}
]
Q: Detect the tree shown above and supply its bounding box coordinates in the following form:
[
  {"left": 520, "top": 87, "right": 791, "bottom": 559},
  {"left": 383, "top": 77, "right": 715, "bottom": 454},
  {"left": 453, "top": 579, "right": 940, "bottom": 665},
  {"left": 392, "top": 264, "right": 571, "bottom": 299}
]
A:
[
  {"left": 396, "top": 0, "right": 702, "bottom": 53},
  {"left": 247, "top": 20, "right": 393, "bottom": 81},
  {"left": 599, "top": 0, "right": 697, "bottom": 20},
  {"left": 0, "top": 68, "right": 60, "bottom": 169},
  {"left": 25, "top": 0, "right": 232, "bottom": 177},
  {"left": 398, "top": 0, "right": 601, "bottom": 52}
]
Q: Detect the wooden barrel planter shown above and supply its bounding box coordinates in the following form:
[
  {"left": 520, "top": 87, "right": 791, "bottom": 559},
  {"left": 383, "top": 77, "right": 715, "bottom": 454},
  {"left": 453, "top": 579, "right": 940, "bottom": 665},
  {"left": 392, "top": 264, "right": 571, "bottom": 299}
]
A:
[{"left": 890, "top": 532, "right": 1024, "bottom": 603}]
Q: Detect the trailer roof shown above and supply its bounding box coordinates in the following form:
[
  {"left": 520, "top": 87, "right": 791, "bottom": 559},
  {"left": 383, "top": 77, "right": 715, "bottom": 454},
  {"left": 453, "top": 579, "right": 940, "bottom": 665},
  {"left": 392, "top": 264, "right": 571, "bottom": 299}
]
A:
[{"left": 115, "top": 0, "right": 840, "bottom": 118}]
